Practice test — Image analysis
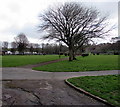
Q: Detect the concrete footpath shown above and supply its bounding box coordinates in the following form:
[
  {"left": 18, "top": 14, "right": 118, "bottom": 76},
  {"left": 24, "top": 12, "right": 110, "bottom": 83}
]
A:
[
  {"left": 2, "top": 67, "right": 118, "bottom": 80},
  {"left": 1, "top": 67, "right": 119, "bottom": 106}
]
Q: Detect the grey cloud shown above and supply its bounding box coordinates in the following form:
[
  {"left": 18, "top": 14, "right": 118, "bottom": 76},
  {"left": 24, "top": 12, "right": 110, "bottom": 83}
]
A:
[
  {"left": 0, "top": 1, "right": 118, "bottom": 44},
  {"left": 1, "top": 23, "right": 41, "bottom": 41},
  {"left": 83, "top": 2, "right": 118, "bottom": 18}
]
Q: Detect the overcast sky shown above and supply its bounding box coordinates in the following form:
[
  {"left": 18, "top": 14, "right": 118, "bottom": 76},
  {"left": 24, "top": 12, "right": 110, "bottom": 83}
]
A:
[{"left": 0, "top": 0, "right": 119, "bottom": 45}]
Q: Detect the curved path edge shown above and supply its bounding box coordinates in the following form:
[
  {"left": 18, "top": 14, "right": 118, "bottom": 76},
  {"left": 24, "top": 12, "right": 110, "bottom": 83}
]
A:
[
  {"left": 65, "top": 79, "right": 115, "bottom": 107},
  {"left": 2, "top": 67, "right": 119, "bottom": 80},
  {"left": 18, "top": 57, "right": 68, "bottom": 69}
]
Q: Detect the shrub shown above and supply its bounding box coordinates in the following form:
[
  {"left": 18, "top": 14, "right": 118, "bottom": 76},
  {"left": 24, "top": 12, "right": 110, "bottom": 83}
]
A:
[{"left": 81, "top": 53, "right": 89, "bottom": 57}]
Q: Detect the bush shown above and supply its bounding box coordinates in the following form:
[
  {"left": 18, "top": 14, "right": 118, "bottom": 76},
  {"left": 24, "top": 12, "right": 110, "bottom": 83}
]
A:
[
  {"left": 81, "top": 53, "right": 89, "bottom": 57},
  {"left": 114, "top": 52, "right": 119, "bottom": 55},
  {"left": 96, "top": 53, "right": 99, "bottom": 55}
]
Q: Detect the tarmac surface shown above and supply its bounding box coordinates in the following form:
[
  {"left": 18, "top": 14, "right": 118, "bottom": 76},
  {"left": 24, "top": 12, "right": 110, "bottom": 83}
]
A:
[
  {"left": 2, "top": 67, "right": 118, "bottom": 80},
  {"left": 2, "top": 79, "right": 112, "bottom": 106},
  {"left": 1, "top": 64, "right": 119, "bottom": 106}
]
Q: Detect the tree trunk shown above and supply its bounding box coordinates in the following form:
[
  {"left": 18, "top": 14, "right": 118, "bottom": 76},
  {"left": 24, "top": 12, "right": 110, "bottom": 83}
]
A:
[
  {"left": 73, "top": 51, "right": 77, "bottom": 60},
  {"left": 69, "top": 46, "right": 74, "bottom": 61}
]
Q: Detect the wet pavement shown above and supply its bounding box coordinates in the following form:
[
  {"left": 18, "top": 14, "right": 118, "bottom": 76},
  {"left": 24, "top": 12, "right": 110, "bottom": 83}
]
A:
[
  {"left": 2, "top": 67, "right": 118, "bottom": 80},
  {"left": 2, "top": 80, "right": 110, "bottom": 106},
  {"left": 1, "top": 67, "right": 119, "bottom": 106}
]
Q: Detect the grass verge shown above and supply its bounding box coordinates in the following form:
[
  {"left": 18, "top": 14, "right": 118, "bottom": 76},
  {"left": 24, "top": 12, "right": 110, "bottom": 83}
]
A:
[
  {"left": 2, "top": 55, "right": 65, "bottom": 67},
  {"left": 33, "top": 55, "right": 119, "bottom": 72},
  {"left": 67, "top": 75, "right": 120, "bottom": 107}
]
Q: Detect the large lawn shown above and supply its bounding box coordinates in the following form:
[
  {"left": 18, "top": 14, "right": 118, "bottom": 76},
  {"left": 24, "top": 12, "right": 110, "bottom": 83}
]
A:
[
  {"left": 2, "top": 55, "right": 65, "bottom": 67},
  {"left": 33, "top": 55, "right": 119, "bottom": 72},
  {"left": 67, "top": 75, "right": 120, "bottom": 107}
]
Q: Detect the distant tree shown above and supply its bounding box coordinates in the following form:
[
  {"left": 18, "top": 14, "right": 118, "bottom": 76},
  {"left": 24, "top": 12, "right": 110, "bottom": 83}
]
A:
[
  {"left": 53, "top": 44, "right": 59, "bottom": 54},
  {"left": 44, "top": 43, "right": 50, "bottom": 54},
  {"left": 111, "top": 37, "right": 120, "bottom": 43},
  {"left": 29, "top": 43, "right": 34, "bottom": 54},
  {"left": 11, "top": 42, "right": 17, "bottom": 54},
  {"left": 40, "top": 43, "right": 68, "bottom": 55},
  {"left": 34, "top": 43, "right": 40, "bottom": 53},
  {"left": 86, "top": 41, "right": 120, "bottom": 55},
  {"left": 2, "top": 41, "right": 8, "bottom": 52},
  {"left": 14, "top": 33, "right": 29, "bottom": 54},
  {"left": 39, "top": 2, "right": 113, "bottom": 61},
  {"left": 41, "top": 43, "right": 45, "bottom": 54},
  {"left": 111, "top": 41, "right": 120, "bottom": 54}
]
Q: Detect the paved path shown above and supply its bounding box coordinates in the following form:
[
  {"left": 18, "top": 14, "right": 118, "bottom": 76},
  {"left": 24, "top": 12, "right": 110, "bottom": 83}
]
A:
[
  {"left": 2, "top": 79, "right": 110, "bottom": 106},
  {"left": 2, "top": 67, "right": 119, "bottom": 106},
  {"left": 2, "top": 67, "right": 119, "bottom": 80}
]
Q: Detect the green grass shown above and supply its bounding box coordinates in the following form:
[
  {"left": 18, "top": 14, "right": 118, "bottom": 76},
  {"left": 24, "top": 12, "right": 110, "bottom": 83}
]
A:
[
  {"left": 33, "top": 55, "right": 119, "bottom": 72},
  {"left": 67, "top": 75, "right": 120, "bottom": 107},
  {"left": 2, "top": 55, "right": 65, "bottom": 67}
]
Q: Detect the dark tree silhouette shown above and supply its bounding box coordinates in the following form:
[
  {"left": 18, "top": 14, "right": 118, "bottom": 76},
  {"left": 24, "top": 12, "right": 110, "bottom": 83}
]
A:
[
  {"left": 11, "top": 42, "right": 17, "bottom": 54},
  {"left": 14, "top": 33, "right": 29, "bottom": 54},
  {"left": 29, "top": 43, "right": 34, "bottom": 54},
  {"left": 39, "top": 2, "right": 113, "bottom": 61},
  {"left": 2, "top": 41, "right": 8, "bottom": 53}
]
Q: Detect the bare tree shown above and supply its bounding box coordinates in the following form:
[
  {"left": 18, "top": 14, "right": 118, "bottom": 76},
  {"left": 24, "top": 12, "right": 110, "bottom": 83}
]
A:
[
  {"left": 41, "top": 43, "right": 45, "bottom": 54},
  {"left": 11, "top": 42, "right": 17, "bottom": 54},
  {"left": 14, "top": 33, "right": 29, "bottom": 54},
  {"left": 29, "top": 43, "right": 34, "bottom": 54},
  {"left": 39, "top": 2, "right": 113, "bottom": 61},
  {"left": 111, "top": 37, "right": 120, "bottom": 43},
  {"left": 34, "top": 43, "right": 40, "bottom": 54},
  {"left": 2, "top": 41, "right": 8, "bottom": 52}
]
